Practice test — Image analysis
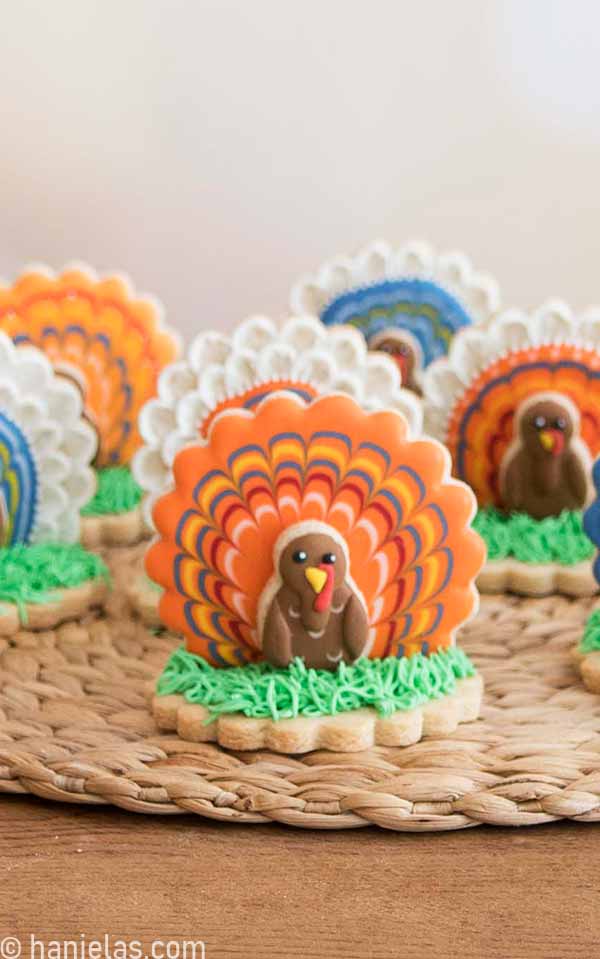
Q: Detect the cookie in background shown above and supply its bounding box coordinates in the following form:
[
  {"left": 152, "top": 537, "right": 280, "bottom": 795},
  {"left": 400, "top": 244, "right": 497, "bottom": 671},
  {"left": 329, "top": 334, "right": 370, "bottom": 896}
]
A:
[
  {"left": 424, "top": 300, "right": 600, "bottom": 597},
  {"left": 0, "top": 264, "right": 181, "bottom": 547},
  {"left": 0, "top": 332, "right": 109, "bottom": 634},
  {"left": 290, "top": 240, "right": 500, "bottom": 396}
]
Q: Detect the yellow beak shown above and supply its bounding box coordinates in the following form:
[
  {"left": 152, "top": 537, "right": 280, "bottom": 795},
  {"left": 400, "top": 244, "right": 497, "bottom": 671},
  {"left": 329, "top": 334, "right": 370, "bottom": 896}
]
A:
[
  {"left": 305, "top": 566, "right": 327, "bottom": 594},
  {"left": 539, "top": 430, "right": 555, "bottom": 452}
]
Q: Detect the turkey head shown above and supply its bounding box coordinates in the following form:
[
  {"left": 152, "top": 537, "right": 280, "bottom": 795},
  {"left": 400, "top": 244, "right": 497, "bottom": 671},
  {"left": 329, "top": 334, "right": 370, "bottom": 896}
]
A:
[
  {"left": 500, "top": 394, "right": 591, "bottom": 519},
  {"left": 261, "top": 526, "right": 369, "bottom": 670},
  {"left": 367, "top": 329, "right": 423, "bottom": 395}
]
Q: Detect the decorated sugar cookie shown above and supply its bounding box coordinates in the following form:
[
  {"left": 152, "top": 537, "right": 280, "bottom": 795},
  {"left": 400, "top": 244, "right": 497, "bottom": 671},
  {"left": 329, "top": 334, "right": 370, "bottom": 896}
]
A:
[
  {"left": 0, "top": 332, "right": 108, "bottom": 634},
  {"left": 0, "top": 264, "right": 181, "bottom": 546},
  {"left": 424, "top": 301, "right": 600, "bottom": 596},
  {"left": 290, "top": 240, "right": 500, "bottom": 394},
  {"left": 130, "top": 313, "right": 422, "bottom": 625},
  {"left": 133, "top": 313, "right": 422, "bottom": 509},
  {"left": 146, "top": 392, "right": 485, "bottom": 753},
  {"left": 574, "top": 462, "right": 600, "bottom": 691}
]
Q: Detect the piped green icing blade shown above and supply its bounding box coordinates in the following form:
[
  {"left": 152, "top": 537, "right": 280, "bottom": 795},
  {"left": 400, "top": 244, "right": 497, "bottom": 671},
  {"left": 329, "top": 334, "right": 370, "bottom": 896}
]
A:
[
  {"left": 474, "top": 508, "right": 594, "bottom": 565},
  {"left": 157, "top": 647, "right": 476, "bottom": 723},
  {"left": 0, "top": 543, "right": 110, "bottom": 619},
  {"left": 81, "top": 466, "right": 142, "bottom": 517}
]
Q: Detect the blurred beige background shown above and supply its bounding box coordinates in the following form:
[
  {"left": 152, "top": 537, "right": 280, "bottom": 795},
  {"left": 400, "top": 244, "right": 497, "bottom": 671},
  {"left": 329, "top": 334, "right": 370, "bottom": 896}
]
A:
[{"left": 1, "top": 0, "right": 599, "bottom": 339}]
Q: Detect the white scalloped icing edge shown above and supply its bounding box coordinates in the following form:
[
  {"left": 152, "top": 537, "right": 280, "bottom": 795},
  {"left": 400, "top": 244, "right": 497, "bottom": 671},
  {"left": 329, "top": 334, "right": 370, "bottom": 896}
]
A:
[
  {"left": 132, "top": 314, "right": 423, "bottom": 510},
  {"left": 151, "top": 674, "right": 483, "bottom": 753},
  {"left": 290, "top": 239, "right": 500, "bottom": 328},
  {"left": 423, "top": 300, "right": 600, "bottom": 444},
  {"left": 1, "top": 260, "right": 183, "bottom": 360},
  {"left": 0, "top": 332, "right": 98, "bottom": 543}
]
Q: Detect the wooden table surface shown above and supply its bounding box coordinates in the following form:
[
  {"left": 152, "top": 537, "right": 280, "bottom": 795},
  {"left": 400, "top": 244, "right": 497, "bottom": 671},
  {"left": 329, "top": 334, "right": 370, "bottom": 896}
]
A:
[{"left": 1, "top": 796, "right": 598, "bottom": 958}]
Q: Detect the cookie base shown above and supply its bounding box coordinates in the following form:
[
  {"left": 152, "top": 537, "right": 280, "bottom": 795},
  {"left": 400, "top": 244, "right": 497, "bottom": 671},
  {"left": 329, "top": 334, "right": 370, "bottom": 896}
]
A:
[
  {"left": 572, "top": 646, "right": 600, "bottom": 694},
  {"left": 151, "top": 674, "right": 483, "bottom": 754},
  {"left": 477, "top": 558, "right": 597, "bottom": 598},
  {"left": 80, "top": 507, "right": 148, "bottom": 548},
  {"left": 127, "top": 575, "right": 162, "bottom": 627},
  {"left": 0, "top": 579, "right": 109, "bottom": 636}
]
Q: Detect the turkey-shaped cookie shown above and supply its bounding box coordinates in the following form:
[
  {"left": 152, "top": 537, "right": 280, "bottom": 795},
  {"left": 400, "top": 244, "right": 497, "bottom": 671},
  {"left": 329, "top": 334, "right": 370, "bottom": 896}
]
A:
[
  {"left": 290, "top": 240, "right": 500, "bottom": 394},
  {"left": 147, "top": 392, "right": 484, "bottom": 666},
  {"left": 424, "top": 301, "right": 600, "bottom": 595},
  {"left": 147, "top": 393, "right": 485, "bottom": 751},
  {"left": 0, "top": 264, "right": 181, "bottom": 546},
  {"left": 0, "top": 331, "right": 108, "bottom": 634}
]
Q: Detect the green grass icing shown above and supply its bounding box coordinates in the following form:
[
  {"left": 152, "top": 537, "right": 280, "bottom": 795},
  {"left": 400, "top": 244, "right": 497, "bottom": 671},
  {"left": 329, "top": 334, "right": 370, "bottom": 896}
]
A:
[
  {"left": 580, "top": 610, "right": 600, "bottom": 654},
  {"left": 81, "top": 466, "right": 142, "bottom": 517},
  {"left": 157, "top": 647, "right": 476, "bottom": 723},
  {"left": 473, "top": 507, "right": 594, "bottom": 566},
  {"left": 0, "top": 543, "right": 110, "bottom": 617}
]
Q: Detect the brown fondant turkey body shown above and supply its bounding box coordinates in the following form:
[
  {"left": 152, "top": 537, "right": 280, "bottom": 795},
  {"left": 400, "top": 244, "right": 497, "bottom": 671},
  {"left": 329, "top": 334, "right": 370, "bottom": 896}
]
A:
[
  {"left": 262, "top": 531, "right": 369, "bottom": 670},
  {"left": 500, "top": 398, "right": 589, "bottom": 519}
]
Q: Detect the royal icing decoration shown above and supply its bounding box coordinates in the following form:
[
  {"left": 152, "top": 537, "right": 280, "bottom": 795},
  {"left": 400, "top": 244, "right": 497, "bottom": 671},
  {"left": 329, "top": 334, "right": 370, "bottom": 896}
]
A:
[
  {"left": 290, "top": 240, "right": 499, "bottom": 392},
  {"left": 132, "top": 314, "right": 423, "bottom": 518},
  {"left": 424, "top": 301, "right": 600, "bottom": 519},
  {"left": 0, "top": 264, "right": 181, "bottom": 467},
  {"left": 0, "top": 332, "right": 96, "bottom": 545},
  {"left": 146, "top": 392, "right": 484, "bottom": 669}
]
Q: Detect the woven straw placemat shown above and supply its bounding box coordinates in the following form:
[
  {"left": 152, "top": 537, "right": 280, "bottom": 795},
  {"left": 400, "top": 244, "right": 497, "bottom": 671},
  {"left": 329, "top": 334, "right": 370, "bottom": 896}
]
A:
[{"left": 2, "top": 544, "right": 600, "bottom": 831}]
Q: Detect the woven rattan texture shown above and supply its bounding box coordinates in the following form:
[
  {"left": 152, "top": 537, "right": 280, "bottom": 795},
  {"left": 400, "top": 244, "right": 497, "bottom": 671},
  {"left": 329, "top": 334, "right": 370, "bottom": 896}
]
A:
[{"left": 2, "top": 544, "right": 600, "bottom": 831}]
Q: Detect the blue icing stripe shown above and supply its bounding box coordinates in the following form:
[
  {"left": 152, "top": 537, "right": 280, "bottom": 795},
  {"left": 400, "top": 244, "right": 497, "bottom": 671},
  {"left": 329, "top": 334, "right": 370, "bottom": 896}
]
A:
[
  {"left": 358, "top": 441, "right": 391, "bottom": 469},
  {"left": 320, "top": 278, "right": 473, "bottom": 367},
  {"left": 227, "top": 443, "right": 267, "bottom": 472},
  {"left": 587, "top": 455, "right": 600, "bottom": 573},
  {"left": 395, "top": 464, "right": 426, "bottom": 504},
  {"left": 308, "top": 457, "right": 341, "bottom": 479},
  {"left": 379, "top": 487, "right": 403, "bottom": 526},
  {"left": 182, "top": 603, "right": 241, "bottom": 666},
  {"left": 273, "top": 459, "right": 304, "bottom": 477},
  {"left": 427, "top": 501, "right": 449, "bottom": 542},
  {"left": 0, "top": 411, "right": 37, "bottom": 544},
  {"left": 345, "top": 467, "right": 374, "bottom": 494},
  {"left": 311, "top": 430, "right": 353, "bottom": 451},
  {"left": 268, "top": 432, "right": 304, "bottom": 448}
]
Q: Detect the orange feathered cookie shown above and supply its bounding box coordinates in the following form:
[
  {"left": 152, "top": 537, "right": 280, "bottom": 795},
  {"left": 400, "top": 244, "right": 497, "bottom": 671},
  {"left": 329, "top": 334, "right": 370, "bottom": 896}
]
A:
[
  {"left": 0, "top": 264, "right": 181, "bottom": 546},
  {"left": 146, "top": 393, "right": 485, "bottom": 752}
]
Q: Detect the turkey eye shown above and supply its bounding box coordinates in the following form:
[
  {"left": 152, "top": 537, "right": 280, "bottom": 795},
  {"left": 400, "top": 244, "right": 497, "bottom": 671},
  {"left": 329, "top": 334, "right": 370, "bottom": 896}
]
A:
[
  {"left": 321, "top": 552, "right": 336, "bottom": 564},
  {"left": 292, "top": 550, "right": 307, "bottom": 563},
  {"left": 533, "top": 416, "right": 546, "bottom": 429},
  {"left": 555, "top": 417, "right": 567, "bottom": 430}
]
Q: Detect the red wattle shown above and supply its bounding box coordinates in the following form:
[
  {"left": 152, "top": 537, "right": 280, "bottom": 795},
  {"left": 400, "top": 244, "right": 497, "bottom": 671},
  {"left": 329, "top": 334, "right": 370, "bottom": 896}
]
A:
[
  {"left": 314, "top": 565, "right": 335, "bottom": 613},
  {"left": 550, "top": 429, "right": 565, "bottom": 456},
  {"left": 391, "top": 353, "right": 409, "bottom": 382}
]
